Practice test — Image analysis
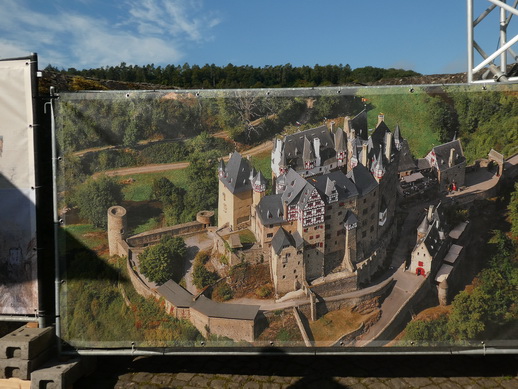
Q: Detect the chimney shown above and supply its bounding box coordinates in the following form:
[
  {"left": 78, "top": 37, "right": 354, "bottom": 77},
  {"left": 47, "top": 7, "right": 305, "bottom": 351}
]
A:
[
  {"left": 330, "top": 121, "right": 335, "bottom": 132},
  {"left": 449, "top": 148, "right": 456, "bottom": 167},
  {"left": 377, "top": 113, "right": 385, "bottom": 126},
  {"left": 361, "top": 143, "right": 368, "bottom": 167},
  {"left": 385, "top": 132, "right": 393, "bottom": 161},
  {"left": 313, "top": 137, "right": 321, "bottom": 166},
  {"left": 283, "top": 200, "right": 288, "bottom": 220},
  {"left": 427, "top": 205, "right": 435, "bottom": 223}
]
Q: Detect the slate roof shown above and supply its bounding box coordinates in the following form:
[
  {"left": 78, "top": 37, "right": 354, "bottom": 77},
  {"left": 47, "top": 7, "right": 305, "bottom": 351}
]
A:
[
  {"left": 309, "top": 170, "right": 358, "bottom": 201},
  {"left": 192, "top": 295, "right": 259, "bottom": 321},
  {"left": 449, "top": 221, "right": 468, "bottom": 240},
  {"left": 157, "top": 280, "right": 260, "bottom": 321},
  {"left": 280, "top": 169, "right": 309, "bottom": 205},
  {"left": 443, "top": 244, "right": 462, "bottom": 264},
  {"left": 157, "top": 280, "right": 193, "bottom": 308},
  {"left": 256, "top": 193, "right": 284, "bottom": 225},
  {"left": 435, "top": 263, "right": 454, "bottom": 283},
  {"left": 432, "top": 139, "right": 465, "bottom": 171},
  {"left": 346, "top": 164, "right": 378, "bottom": 195},
  {"left": 271, "top": 227, "right": 304, "bottom": 255},
  {"left": 417, "top": 158, "right": 432, "bottom": 170},
  {"left": 271, "top": 228, "right": 293, "bottom": 255},
  {"left": 220, "top": 151, "right": 252, "bottom": 194},
  {"left": 423, "top": 225, "right": 443, "bottom": 258},
  {"left": 344, "top": 210, "right": 358, "bottom": 227},
  {"left": 334, "top": 128, "right": 346, "bottom": 152},
  {"left": 282, "top": 125, "right": 336, "bottom": 169},
  {"left": 398, "top": 141, "right": 417, "bottom": 173}
]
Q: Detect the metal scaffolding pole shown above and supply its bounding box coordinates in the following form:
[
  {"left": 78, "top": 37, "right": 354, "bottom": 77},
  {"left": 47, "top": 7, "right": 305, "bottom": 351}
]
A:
[{"left": 467, "top": 0, "right": 518, "bottom": 82}]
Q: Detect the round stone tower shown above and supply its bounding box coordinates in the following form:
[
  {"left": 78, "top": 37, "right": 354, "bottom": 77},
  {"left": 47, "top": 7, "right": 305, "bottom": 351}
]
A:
[
  {"left": 107, "top": 206, "right": 127, "bottom": 257},
  {"left": 196, "top": 210, "right": 214, "bottom": 228}
]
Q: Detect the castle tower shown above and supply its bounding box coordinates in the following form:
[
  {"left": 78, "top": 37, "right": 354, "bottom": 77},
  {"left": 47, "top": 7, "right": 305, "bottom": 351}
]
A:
[
  {"left": 372, "top": 149, "right": 385, "bottom": 182},
  {"left": 342, "top": 211, "right": 358, "bottom": 270},
  {"left": 334, "top": 126, "right": 347, "bottom": 165},
  {"left": 107, "top": 206, "right": 127, "bottom": 257},
  {"left": 252, "top": 171, "right": 266, "bottom": 206},
  {"left": 302, "top": 136, "right": 315, "bottom": 170}
]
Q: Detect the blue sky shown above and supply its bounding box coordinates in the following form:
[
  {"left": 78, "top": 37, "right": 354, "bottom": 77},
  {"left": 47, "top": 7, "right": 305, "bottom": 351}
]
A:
[{"left": 0, "top": 0, "right": 514, "bottom": 75}]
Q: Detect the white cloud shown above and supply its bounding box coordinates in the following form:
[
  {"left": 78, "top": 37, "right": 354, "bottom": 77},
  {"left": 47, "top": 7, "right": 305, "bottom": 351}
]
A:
[{"left": 0, "top": 0, "right": 220, "bottom": 69}]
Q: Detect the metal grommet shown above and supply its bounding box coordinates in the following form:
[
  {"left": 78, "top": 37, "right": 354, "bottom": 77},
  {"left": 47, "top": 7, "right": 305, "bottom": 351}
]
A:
[
  {"left": 125, "top": 93, "right": 130, "bottom": 98},
  {"left": 409, "top": 88, "right": 415, "bottom": 93}
]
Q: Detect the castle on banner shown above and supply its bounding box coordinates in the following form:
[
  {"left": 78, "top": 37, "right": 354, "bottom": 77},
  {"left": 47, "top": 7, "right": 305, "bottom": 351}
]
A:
[{"left": 217, "top": 112, "right": 404, "bottom": 295}]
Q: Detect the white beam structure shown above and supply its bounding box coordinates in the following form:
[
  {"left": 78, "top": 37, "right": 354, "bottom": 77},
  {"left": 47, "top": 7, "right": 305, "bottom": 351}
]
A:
[{"left": 468, "top": 0, "right": 518, "bottom": 83}]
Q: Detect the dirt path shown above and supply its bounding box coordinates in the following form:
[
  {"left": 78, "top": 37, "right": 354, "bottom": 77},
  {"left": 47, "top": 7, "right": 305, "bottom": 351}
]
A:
[{"left": 96, "top": 140, "right": 273, "bottom": 177}]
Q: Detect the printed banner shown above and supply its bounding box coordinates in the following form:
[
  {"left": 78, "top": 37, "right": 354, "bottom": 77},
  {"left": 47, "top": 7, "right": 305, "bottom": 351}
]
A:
[
  {"left": 56, "top": 84, "right": 517, "bottom": 350},
  {"left": 0, "top": 58, "right": 38, "bottom": 315}
]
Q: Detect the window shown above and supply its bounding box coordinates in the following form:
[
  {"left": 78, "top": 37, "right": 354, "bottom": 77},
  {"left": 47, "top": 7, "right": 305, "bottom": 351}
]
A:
[
  {"left": 326, "top": 224, "right": 330, "bottom": 229},
  {"left": 363, "top": 209, "right": 368, "bottom": 215},
  {"left": 325, "top": 234, "right": 330, "bottom": 239},
  {"left": 282, "top": 275, "right": 286, "bottom": 279},
  {"left": 339, "top": 202, "right": 345, "bottom": 206},
  {"left": 370, "top": 226, "right": 374, "bottom": 232},
  {"left": 418, "top": 261, "right": 424, "bottom": 267},
  {"left": 338, "top": 211, "right": 342, "bottom": 216},
  {"left": 314, "top": 226, "right": 318, "bottom": 230},
  {"left": 363, "top": 198, "right": 367, "bottom": 203},
  {"left": 267, "top": 233, "right": 273, "bottom": 238},
  {"left": 310, "top": 236, "right": 314, "bottom": 240},
  {"left": 325, "top": 215, "right": 331, "bottom": 220},
  {"left": 335, "top": 240, "right": 338, "bottom": 245},
  {"left": 316, "top": 235, "right": 320, "bottom": 239},
  {"left": 337, "top": 231, "right": 341, "bottom": 236},
  {"left": 304, "top": 228, "right": 308, "bottom": 232},
  {"left": 362, "top": 231, "right": 367, "bottom": 238},
  {"left": 327, "top": 206, "right": 332, "bottom": 211},
  {"left": 293, "top": 269, "right": 296, "bottom": 273}
]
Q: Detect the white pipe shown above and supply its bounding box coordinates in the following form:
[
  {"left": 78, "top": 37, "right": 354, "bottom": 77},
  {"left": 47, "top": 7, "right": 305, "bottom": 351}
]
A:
[
  {"left": 487, "top": 0, "right": 518, "bottom": 17},
  {"left": 473, "top": 34, "right": 518, "bottom": 72}
]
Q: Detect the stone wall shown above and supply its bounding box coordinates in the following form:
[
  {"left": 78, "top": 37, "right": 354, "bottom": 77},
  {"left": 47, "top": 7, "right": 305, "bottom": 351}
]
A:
[
  {"left": 209, "top": 317, "right": 255, "bottom": 343},
  {"left": 126, "top": 251, "right": 156, "bottom": 300},
  {"left": 127, "top": 221, "right": 204, "bottom": 247},
  {"left": 309, "top": 273, "right": 358, "bottom": 298}
]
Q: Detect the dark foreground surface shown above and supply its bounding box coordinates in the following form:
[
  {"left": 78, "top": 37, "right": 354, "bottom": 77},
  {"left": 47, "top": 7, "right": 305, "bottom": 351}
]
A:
[{"left": 74, "top": 353, "right": 518, "bottom": 388}]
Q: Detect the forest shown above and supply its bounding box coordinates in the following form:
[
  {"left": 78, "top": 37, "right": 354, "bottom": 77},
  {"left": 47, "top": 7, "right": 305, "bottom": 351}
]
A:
[{"left": 46, "top": 62, "right": 421, "bottom": 88}]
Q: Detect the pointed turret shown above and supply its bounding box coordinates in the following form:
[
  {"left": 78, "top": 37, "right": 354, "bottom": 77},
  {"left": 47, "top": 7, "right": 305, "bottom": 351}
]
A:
[
  {"left": 218, "top": 159, "right": 225, "bottom": 178},
  {"left": 394, "top": 124, "right": 403, "bottom": 151},
  {"left": 249, "top": 167, "right": 257, "bottom": 182},
  {"left": 334, "top": 127, "right": 347, "bottom": 164},
  {"left": 417, "top": 216, "right": 430, "bottom": 242},
  {"left": 252, "top": 171, "right": 266, "bottom": 193},
  {"left": 372, "top": 149, "right": 385, "bottom": 181}
]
